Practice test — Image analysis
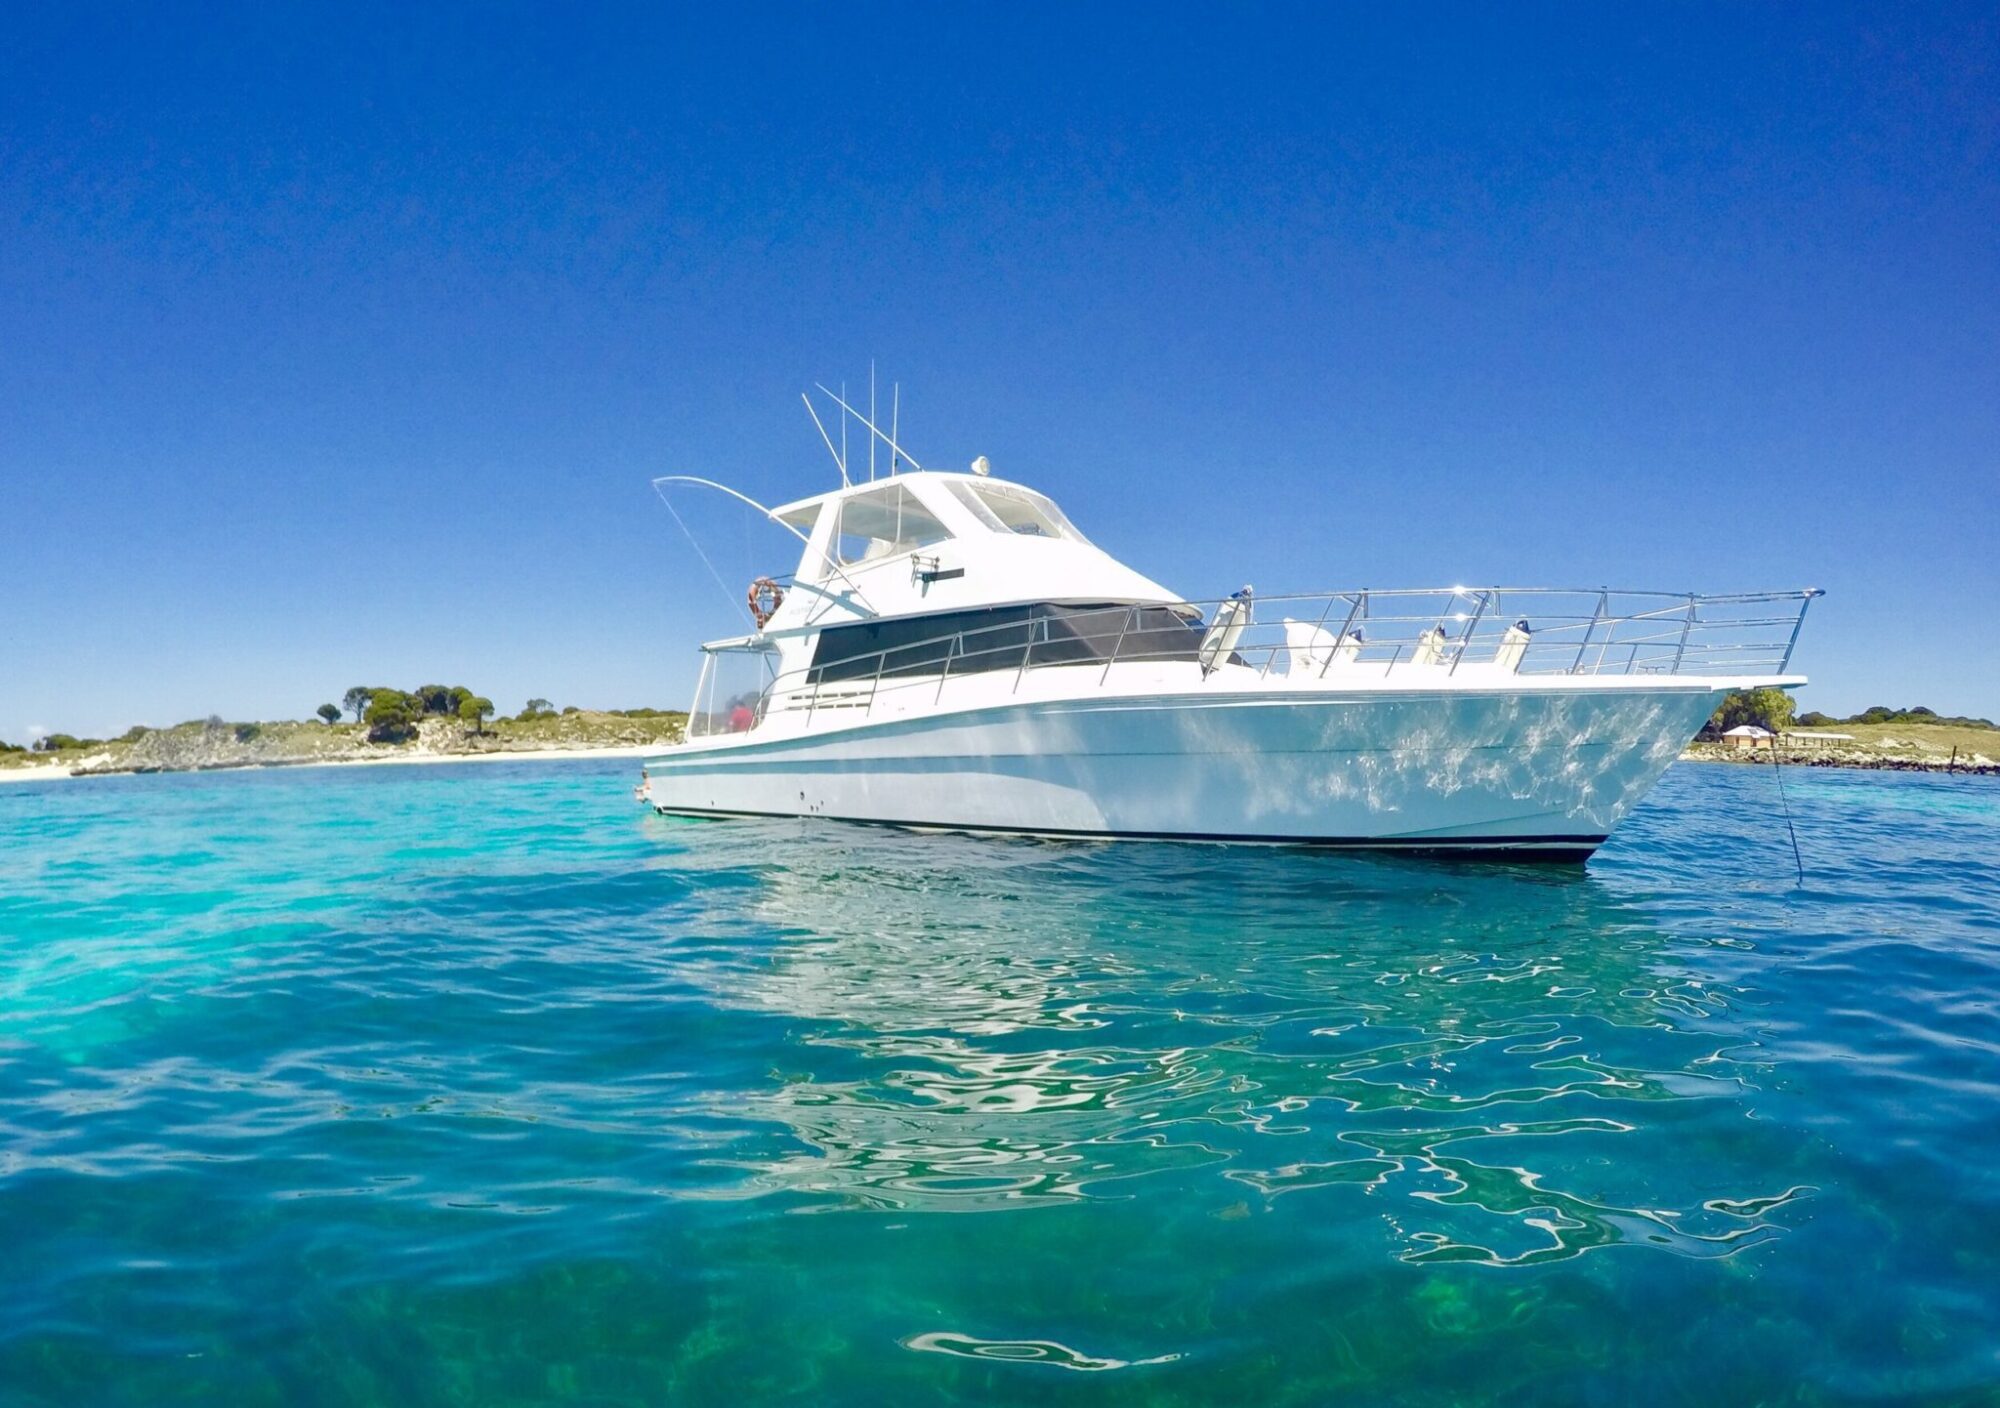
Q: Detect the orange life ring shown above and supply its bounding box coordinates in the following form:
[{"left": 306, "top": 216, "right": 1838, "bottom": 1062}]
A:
[{"left": 748, "top": 576, "right": 785, "bottom": 628}]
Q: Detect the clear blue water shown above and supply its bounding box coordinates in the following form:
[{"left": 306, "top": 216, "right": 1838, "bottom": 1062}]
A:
[{"left": 3, "top": 760, "right": 1998, "bottom": 1405}]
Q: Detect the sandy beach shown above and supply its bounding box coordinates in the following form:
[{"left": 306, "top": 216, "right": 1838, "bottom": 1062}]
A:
[{"left": 0, "top": 763, "right": 74, "bottom": 785}]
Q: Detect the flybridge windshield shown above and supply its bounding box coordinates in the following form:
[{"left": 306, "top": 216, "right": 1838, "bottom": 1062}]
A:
[
  {"left": 834, "top": 483, "right": 952, "bottom": 565},
  {"left": 946, "top": 481, "right": 1088, "bottom": 544}
]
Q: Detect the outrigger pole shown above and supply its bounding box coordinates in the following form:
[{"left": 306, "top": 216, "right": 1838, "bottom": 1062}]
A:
[{"left": 800, "top": 393, "right": 848, "bottom": 486}]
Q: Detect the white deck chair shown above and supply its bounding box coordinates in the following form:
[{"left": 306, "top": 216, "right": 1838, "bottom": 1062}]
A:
[
  {"left": 1283, "top": 620, "right": 1363, "bottom": 677},
  {"left": 1282, "top": 618, "right": 1336, "bottom": 676},
  {"left": 1409, "top": 625, "right": 1449, "bottom": 667}
]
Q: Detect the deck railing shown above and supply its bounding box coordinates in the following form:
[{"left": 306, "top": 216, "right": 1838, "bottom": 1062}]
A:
[{"left": 687, "top": 586, "right": 1820, "bottom": 736}]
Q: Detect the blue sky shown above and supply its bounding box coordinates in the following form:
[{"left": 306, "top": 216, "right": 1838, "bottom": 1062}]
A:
[{"left": 3, "top": 5, "right": 1995, "bottom": 742}]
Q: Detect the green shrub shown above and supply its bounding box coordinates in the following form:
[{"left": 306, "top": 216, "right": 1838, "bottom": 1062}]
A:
[
  {"left": 1833, "top": 705, "right": 1996, "bottom": 729},
  {"left": 1708, "top": 688, "right": 1796, "bottom": 734}
]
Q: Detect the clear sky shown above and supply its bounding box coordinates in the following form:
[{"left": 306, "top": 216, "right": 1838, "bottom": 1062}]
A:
[{"left": 3, "top": 5, "right": 1995, "bottom": 743}]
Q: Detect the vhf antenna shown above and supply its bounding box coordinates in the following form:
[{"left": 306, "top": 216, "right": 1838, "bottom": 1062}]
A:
[{"left": 814, "top": 381, "right": 924, "bottom": 474}]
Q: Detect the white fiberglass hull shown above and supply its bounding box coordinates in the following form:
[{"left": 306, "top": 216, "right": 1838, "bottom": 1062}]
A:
[{"left": 642, "top": 683, "right": 1735, "bottom": 860}]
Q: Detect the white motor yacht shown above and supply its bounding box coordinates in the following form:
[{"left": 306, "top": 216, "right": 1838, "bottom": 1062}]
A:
[{"left": 639, "top": 393, "right": 1817, "bottom": 861}]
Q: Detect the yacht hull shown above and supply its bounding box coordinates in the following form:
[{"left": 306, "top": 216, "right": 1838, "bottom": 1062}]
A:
[{"left": 642, "top": 684, "right": 1728, "bottom": 860}]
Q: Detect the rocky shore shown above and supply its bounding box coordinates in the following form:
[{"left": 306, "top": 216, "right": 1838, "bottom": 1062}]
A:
[
  {"left": 1682, "top": 732, "right": 1999, "bottom": 776},
  {"left": 1, "top": 712, "right": 685, "bottom": 783}
]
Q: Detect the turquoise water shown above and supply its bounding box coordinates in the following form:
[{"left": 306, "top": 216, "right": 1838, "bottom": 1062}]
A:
[{"left": 3, "top": 761, "right": 1999, "bottom": 1405}]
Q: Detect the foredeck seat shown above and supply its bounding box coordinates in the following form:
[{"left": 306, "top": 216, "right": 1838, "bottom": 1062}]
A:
[
  {"left": 1410, "top": 625, "right": 1449, "bottom": 667},
  {"left": 1283, "top": 620, "right": 1363, "bottom": 677}
]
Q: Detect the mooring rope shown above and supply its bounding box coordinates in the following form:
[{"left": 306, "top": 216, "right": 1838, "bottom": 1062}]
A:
[{"left": 1770, "top": 744, "right": 1805, "bottom": 885}]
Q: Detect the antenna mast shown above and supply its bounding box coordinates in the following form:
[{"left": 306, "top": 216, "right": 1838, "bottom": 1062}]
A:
[
  {"left": 890, "top": 382, "right": 900, "bottom": 475},
  {"left": 868, "top": 361, "right": 877, "bottom": 482},
  {"left": 801, "top": 392, "right": 849, "bottom": 486},
  {"left": 813, "top": 383, "right": 924, "bottom": 473}
]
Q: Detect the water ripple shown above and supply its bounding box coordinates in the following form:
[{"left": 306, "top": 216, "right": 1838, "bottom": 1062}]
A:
[{"left": 2, "top": 762, "right": 1998, "bottom": 1404}]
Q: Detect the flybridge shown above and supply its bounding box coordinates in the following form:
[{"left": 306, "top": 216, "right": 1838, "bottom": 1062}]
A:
[{"left": 655, "top": 372, "right": 1182, "bottom": 635}]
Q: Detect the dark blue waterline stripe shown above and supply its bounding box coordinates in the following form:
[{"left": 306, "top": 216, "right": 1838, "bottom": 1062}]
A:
[{"left": 646, "top": 804, "right": 1605, "bottom": 861}]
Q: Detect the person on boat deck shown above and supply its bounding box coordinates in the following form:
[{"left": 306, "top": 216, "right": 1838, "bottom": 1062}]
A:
[{"left": 727, "top": 696, "right": 756, "bottom": 732}]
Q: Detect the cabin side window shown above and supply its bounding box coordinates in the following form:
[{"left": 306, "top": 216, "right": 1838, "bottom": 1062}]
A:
[
  {"left": 833, "top": 484, "right": 952, "bottom": 566},
  {"left": 807, "top": 602, "right": 1203, "bottom": 683}
]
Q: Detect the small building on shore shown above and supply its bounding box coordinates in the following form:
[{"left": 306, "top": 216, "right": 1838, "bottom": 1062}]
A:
[{"left": 1720, "top": 725, "right": 1775, "bottom": 750}]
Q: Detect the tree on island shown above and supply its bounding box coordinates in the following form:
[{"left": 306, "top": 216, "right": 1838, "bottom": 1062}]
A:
[
  {"left": 412, "top": 684, "right": 474, "bottom": 717},
  {"left": 1708, "top": 688, "right": 1796, "bottom": 735},
  {"left": 458, "top": 695, "right": 495, "bottom": 735},
  {"left": 316, "top": 704, "right": 341, "bottom": 726},
  {"left": 345, "top": 681, "right": 519, "bottom": 743},
  {"left": 520, "top": 697, "right": 554, "bottom": 720},
  {"left": 364, "top": 690, "right": 422, "bottom": 743},
  {"left": 341, "top": 687, "right": 373, "bottom": 722}
]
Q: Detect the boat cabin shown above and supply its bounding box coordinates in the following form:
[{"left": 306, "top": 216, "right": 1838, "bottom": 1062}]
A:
[{"left": 686, "top": 470, "right": 1200, "bottom": 735}]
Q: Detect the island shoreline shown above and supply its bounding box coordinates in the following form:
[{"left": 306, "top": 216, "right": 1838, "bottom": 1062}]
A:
[{"left": 0, "top": 742, "right": 670, "bottom": 786}]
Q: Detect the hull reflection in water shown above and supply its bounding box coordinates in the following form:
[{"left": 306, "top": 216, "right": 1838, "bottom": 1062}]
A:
[{"left": 669, "top": 821, "right": 1808, "bottom": 1267}]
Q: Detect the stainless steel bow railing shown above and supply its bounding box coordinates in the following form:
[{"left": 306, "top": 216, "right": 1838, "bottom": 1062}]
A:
[{"left": 686, "top": 586, "right": 1821, "bottom": 737}]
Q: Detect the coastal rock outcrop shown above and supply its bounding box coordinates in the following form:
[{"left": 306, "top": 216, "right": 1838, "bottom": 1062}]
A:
[{"left": 55, "top": 712, "right": 686, "bottom": 777}]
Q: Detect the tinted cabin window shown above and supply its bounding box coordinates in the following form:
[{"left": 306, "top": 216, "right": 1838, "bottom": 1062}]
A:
[{"left": 808, "top": 603, "right": 1206, "bottom": 683}]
